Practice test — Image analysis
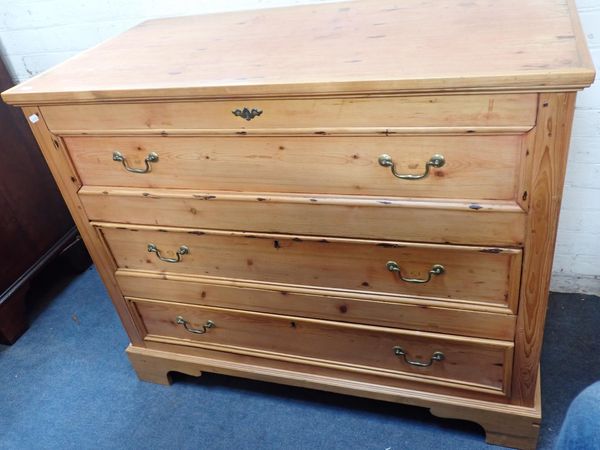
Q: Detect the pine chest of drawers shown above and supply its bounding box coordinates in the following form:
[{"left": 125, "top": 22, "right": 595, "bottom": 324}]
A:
[{"left": 2, "top": 1, "right": 594, "bottom": 448}]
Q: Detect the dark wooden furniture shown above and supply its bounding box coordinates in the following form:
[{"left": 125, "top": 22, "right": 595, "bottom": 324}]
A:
[{"left": 0, "top": 55, "right": 87, "bottom": 344}]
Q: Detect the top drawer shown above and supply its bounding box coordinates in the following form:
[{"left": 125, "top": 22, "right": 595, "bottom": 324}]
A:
[{"left": 40, "top": 94, "right": 537, "bottom": 132}]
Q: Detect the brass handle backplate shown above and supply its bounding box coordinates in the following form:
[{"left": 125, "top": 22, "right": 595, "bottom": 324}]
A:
[
  {"left": 393, "top": 346, "right": 445, "bottom": 367},
  {"left": 113, "top": 151, "right": 158, "bottom": 173},
  {"left": 176, "top": 316, "right": 215, "bottom": 334},
  {"left": 232, "top": 107, "right": 263, "bottom": 121},
  {"left": 386, "top": 261, "right": 445, "bottom": 284},
  {"left": 147, "top": 243, "right": 189, "bottom": 263},
  {"left": 378, "top": 154, "right": 445, "bottom": 180}
]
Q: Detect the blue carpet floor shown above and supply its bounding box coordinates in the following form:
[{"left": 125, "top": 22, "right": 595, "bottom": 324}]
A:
[{"left": 1, "top": 266, "right": 599, "bottom": 450}]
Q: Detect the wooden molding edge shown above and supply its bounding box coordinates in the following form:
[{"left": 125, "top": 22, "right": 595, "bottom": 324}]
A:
[
  {"left": 48, "top": 126, "right": 534, "bottom": 136},
  {"left": 127, "top": 345, "right": 541, "bottom": 449},
  {"left": 3, "top": 75, "right": 594, "bottom": 107},
  {"left": 81, "top": 186, "right": 526, "bottom": 214}
]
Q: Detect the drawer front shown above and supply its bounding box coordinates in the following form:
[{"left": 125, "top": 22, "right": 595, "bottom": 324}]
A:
[
  {"left": 66, "top": 135, "right": 525, "bottom": 201},
  {"left": 101, "top": 226, "right": 522, "bottom": 310},
  {"left": 42, "top": 94, "right": 537, "bottom": 131},
  {"left": 117, "top": 271, "right": 517, "bottom": 340},
  {"left": 130, "top": 298, "right": 513, "bottom": 395},
  {"left": 81, "top": 188, "right": 526, "bottom": 246}
]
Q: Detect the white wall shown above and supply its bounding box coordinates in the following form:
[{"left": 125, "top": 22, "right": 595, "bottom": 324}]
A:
[
  {"left": 553, "top": 0, "right": 600, "bottom": 295},
  {"left": 1, "top": 0, "right": 599, "bottom": 295}
]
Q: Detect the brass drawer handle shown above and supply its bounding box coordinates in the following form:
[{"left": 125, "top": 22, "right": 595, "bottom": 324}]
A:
[
  {"left": 386, "top": 261, "right": 445, "bottom": 284},
  {"left": 113, "top": 151, "right": 158, "bottom": 173},
  {"left": 378, "top": 154, "right": 445, "bottom": 180},
  {"left": 232, "top": 107, "right": 263, "bottom": 121},
  {"left": 147, "top": 243, "right": 189, "bottom": 263},
  {"left": 393, "top": 346, "right": 445, "bottom": 367},
  {"left": 176, "top": 316, "right": 215, "bottom": 334}
]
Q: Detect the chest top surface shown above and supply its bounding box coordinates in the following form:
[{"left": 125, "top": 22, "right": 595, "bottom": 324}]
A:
[{"left": 1, "top": 0, "right": 595, "bottom": 105}]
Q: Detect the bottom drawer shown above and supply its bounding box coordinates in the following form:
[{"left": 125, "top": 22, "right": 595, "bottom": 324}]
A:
[{"left": 129, "top": 298, "right": 513, "bottom": 396}]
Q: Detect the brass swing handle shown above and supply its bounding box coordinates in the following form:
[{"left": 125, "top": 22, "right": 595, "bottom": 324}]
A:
[
  {"left": 393, "top": 346, "right": 445, "bottom": 367},
  {"left": 386, "top": 261, "right": 445, "bottom": 284},
  {"left": 378, "top": 154, "right": 445, "bottom": 180},
  {"left": 176, "top": 316, "right": 215, "bottom": 334},
  {"left": 113, "top": 151, "right": 158, "bottom": 173},
  {"left": 147, "top": 243, "right": 189, "bottom": 263}
]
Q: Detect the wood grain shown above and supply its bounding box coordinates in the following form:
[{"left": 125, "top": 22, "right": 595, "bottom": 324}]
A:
[
  {"left": 512, "top": 92, "right": 577, "bottom": 406},
  {"left": 516, "top": 129, "right": 536, "bottom": 210},
  {"left": 46, "top": 126, "right": 537, "bottom": 137},
  {"left": 1, "top": 0, "right": 594, "bottom": 104},
  {"left": 127, "top": 345, "right": 541, "bottom": 447},
  {"left": 20, "top": 108, "right": 143, "bottom": 345},
  {"left": 80, "top": 187, "right": 527, "bottom": 246},
  {"left": 130, "top": 297, "right": 514, "bottom": 394},
  {"left": 116, "top": 269, "right": 517, "bottom": 340},
  {"left": 65, "top": 134, "right": 525, "bottom": 201},
  {"left": 39, "top": 94, "right": 538, "bottom": 131},
  {"left": 100, "top": 224, "right": 521, "bottom": 309},
  {"left": 430, "top": 372, "right": 541, "bottom": 449},
  {"left": 2, "top": 1, "right": 592, "bottom": 446}
]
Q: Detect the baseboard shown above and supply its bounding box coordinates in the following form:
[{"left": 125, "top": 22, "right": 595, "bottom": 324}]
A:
[{"left": 550, "top": 274, "right": 600, "bottom": 296}]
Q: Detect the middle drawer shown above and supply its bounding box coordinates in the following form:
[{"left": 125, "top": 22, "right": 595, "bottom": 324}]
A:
[
  {"left": 65, "top": 135, "right": 526, "bottom": 202},
  {"left": 98, "top": 225, "right": 521, "bottom": 311}
]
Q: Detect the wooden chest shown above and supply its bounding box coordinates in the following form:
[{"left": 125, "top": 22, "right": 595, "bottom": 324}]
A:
[{"left": 2, "top": 1, "right": 594, "bottom": 448}]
